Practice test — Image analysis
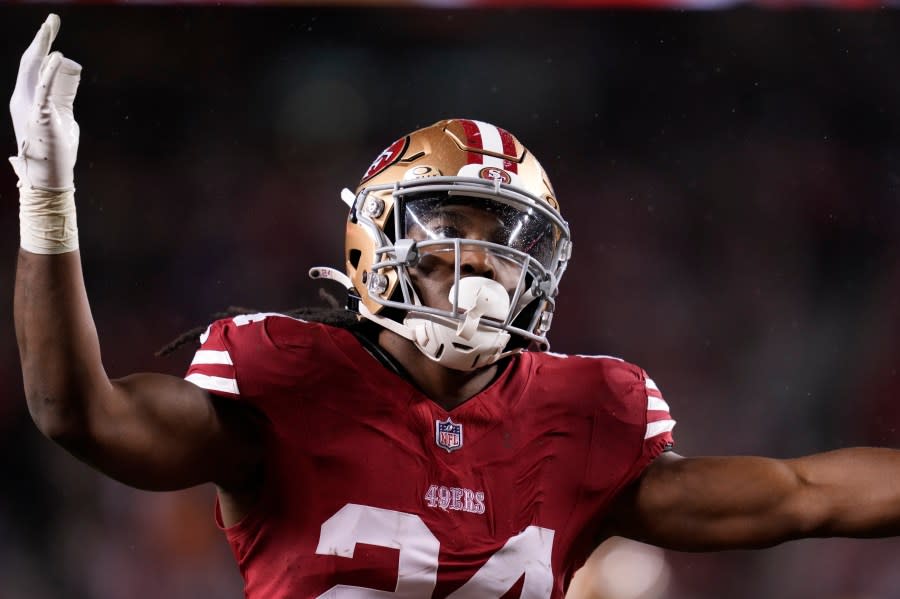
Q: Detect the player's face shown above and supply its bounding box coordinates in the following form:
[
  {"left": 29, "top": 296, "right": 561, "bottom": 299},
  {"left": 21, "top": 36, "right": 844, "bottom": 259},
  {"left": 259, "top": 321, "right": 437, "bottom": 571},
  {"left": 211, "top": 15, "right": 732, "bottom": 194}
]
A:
[{"left": 403, "top": 199, "right": 541, "bottom": 312}]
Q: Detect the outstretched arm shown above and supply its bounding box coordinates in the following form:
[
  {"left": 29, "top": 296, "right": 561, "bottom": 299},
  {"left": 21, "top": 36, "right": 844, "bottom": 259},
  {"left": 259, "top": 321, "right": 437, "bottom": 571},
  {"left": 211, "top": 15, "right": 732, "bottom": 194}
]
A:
[
  {"left": 606, "top": 449, "right": 900, "bottom": 551},
  {"left": 12, "top": 15, "right": 262, "bottom": 492}
]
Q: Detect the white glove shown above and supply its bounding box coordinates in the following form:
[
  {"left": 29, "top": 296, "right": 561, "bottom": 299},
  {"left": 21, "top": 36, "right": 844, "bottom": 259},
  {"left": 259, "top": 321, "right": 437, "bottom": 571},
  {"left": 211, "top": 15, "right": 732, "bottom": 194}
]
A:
[{"left": 10, "top": 14, "right": 82, "bottom": 254}]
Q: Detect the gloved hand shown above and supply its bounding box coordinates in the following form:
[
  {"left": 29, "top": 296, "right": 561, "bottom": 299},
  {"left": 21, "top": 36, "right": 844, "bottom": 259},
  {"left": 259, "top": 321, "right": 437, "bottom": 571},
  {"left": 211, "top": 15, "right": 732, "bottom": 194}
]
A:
[
  {"left": 9, "top": 14, "right": 82, "bottom": 191},
  {"left": 10, "top": 14, "right": 82, "bottom": 254}
]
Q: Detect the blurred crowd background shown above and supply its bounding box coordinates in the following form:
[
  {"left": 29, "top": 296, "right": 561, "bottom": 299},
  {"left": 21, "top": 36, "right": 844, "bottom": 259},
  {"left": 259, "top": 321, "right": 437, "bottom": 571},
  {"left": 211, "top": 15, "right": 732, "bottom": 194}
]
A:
[{"left": 1, "top": 7, "right": 899, "bottom": 599}]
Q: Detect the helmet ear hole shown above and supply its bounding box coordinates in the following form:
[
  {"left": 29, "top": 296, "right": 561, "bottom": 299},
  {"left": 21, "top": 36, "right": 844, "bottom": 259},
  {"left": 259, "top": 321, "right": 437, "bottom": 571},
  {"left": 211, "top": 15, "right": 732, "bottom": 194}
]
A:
[{"left": 349, "top": 249, "right": 362, "bottom": 269}]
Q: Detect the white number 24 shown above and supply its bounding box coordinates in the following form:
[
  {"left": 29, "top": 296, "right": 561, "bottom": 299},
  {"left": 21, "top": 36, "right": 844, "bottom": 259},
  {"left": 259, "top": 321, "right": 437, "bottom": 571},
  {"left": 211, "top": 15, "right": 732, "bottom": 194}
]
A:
[{"left": 315, "top": 503, "right": 556, "bottom": 598}]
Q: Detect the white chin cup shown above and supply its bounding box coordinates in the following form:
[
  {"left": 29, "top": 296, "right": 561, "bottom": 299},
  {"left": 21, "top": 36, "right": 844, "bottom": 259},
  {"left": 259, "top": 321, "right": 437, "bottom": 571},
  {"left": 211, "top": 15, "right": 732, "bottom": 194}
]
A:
[{"left": 405, "top": 277, "right": 512, "bottom": 372}]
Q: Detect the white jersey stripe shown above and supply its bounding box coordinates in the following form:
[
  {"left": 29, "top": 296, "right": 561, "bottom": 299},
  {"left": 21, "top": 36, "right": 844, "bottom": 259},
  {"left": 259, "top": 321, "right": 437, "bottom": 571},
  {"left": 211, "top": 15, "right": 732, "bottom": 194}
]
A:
[
  {"left": 473, "top": 120, "right": 505, "bottom": 169},
  {"left": 232, "top": 311, "right": 305, "bottom": 326},
  {"left": 647, "top": 396, "right": 670, "bottom": 413},
  {"left": 645, "top": 419, "right": 676, "bottom": 440},
  {"left": 191, "top": 349, "right": 233, "bottom": 366},
  {"left": 574, "top": 353, "right": 625, "bottom": 362},
  {"left": 645, "top": 378, "right": 660, "bottom": 392},
  {"left": 185, "top": 373, "right": 240, "bottom": 395}
]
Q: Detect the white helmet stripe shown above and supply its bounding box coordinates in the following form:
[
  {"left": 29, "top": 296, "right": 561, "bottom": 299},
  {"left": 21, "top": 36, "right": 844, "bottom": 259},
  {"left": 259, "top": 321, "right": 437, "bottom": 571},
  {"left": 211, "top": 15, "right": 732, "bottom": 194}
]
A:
[{"left": 472, "top": 120, "right": 505, "bottom": 169}]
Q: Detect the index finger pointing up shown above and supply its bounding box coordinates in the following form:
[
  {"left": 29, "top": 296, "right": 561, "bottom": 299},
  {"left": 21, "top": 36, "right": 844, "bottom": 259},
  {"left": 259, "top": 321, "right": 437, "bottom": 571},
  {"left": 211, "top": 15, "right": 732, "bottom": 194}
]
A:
[{"left": 21, "top": 14, "right": 61, "bottom": 68}]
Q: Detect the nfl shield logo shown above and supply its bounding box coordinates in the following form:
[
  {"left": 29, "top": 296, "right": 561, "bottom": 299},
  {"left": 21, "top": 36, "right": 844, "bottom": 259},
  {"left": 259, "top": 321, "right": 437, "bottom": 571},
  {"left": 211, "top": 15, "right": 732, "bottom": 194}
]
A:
[{"left": 435, "top": 417, "right": 463, "bottom": 453}]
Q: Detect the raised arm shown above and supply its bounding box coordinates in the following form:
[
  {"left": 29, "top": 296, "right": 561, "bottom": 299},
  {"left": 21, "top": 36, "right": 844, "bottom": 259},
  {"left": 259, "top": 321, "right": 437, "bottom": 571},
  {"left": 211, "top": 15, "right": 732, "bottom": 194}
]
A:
[
  {"left": 606, "top": 449, "right": 900, "bottom": 551},
  {"left": 11, "top": 15, "right": 262, "bottom": 492}
]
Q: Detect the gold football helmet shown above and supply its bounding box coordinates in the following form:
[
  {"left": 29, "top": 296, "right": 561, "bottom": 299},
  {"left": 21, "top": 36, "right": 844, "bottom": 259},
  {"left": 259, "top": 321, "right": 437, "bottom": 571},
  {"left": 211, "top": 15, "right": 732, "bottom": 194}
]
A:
[{"left": 312, "top": 119, "right": 572, "bottom": 371}]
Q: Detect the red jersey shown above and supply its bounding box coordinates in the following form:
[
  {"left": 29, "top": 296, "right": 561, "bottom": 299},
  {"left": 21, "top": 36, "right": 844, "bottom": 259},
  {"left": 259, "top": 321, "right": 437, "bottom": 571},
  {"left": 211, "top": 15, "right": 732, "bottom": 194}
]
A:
[{"left": 185, "top": 313, "right": 675, "bottom": 599}]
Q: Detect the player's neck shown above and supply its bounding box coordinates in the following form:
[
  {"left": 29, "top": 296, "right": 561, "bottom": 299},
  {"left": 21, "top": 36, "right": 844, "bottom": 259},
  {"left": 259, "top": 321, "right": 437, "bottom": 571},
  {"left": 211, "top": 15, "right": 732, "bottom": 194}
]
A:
[{"left": 377, "top": 329, "right": 499, "bottom": 412}]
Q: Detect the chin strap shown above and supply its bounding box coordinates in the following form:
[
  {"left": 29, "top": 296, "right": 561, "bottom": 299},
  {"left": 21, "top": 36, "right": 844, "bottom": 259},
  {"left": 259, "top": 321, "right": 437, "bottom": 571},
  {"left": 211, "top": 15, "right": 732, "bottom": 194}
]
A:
[
  {"left": 309, "top": 266, "right": 519, "bottom": 372},
  {"left": 309, "top": 266, "right": 353, "bottom": 290},
  {"left": 359, "top": 302, "right": 416, "bottom": 341},
  {"left": 309, "top": 266, "right": 414, "bottom": 378},
  {"left": 309, "top": 266, "right": 420, "bottom": 343}
]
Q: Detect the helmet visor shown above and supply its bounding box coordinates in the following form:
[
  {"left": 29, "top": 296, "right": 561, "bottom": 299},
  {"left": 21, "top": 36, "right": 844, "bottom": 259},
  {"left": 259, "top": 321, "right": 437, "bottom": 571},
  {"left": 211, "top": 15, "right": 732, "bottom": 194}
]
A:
[{"left": 401, "top": 194, "right": 559, "bottom": 269}]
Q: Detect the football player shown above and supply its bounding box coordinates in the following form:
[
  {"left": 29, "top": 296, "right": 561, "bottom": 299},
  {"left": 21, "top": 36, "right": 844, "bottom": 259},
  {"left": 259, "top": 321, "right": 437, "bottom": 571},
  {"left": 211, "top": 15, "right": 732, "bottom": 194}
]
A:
[{"left": 11, "top": 15, "right": 900, "bottom": 599}]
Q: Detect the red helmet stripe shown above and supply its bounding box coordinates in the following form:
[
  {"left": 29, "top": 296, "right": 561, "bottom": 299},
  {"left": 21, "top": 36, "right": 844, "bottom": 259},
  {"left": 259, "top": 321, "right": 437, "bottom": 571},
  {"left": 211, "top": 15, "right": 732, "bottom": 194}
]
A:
[
  {"left": 458, "top": 119, "right": 519, "bottom": 174},
  {"left": 497, "top": 126, "right": 519, "bottom": 173},
  {"left": 459, "top": 119, "right": 484, "bottom": 165},
  {"left": 459, "top": 119, "right": 519, "bottom": 173}
]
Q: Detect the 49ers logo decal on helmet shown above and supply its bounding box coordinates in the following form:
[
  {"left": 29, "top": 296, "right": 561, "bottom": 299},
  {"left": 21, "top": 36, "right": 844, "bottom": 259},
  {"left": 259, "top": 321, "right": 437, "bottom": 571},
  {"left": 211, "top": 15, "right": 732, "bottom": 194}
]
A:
[
  {"left": 361, "top": 136, "right": 409, "bottom": 183},
  {"left": 478, "top": 166, "right": 511, "bottom": 184}
]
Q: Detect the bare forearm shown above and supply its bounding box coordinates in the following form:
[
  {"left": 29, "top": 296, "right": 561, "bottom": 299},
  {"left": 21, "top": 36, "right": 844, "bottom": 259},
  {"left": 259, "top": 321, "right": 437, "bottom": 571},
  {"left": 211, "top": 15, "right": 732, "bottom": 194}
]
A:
[
  {"left": 613, "top": 454, "right": 808, "bottom": 551},
  {"left": 614, "top": 448, "right": 900, "bottom": 552},
  {"left": 14, "top": 249, "right": 110, "bottom": 436},
  {"left": 789, "top": 447, "right": 900, "bottom": 538}
]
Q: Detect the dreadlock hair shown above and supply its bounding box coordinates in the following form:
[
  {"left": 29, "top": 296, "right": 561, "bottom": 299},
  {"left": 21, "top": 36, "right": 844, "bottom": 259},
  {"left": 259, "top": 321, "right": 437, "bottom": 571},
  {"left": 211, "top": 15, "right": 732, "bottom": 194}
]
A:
[{"left": 156, "top": 289, "right": 377, "bottom": 357}]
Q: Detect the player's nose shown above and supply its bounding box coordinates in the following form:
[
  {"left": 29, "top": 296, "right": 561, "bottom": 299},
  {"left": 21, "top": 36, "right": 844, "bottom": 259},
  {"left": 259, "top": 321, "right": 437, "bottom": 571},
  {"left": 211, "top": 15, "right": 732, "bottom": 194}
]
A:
[{"left": 460, "top": 247, "right": 496, "bottom": 281}]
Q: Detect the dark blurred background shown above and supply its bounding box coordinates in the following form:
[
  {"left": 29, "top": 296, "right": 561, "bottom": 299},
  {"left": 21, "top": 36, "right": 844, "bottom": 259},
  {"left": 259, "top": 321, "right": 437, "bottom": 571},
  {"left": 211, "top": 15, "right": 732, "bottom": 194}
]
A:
[{"left": 1, "top": 7, "right": 899, "bottom": 598}]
